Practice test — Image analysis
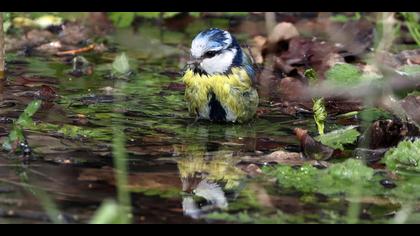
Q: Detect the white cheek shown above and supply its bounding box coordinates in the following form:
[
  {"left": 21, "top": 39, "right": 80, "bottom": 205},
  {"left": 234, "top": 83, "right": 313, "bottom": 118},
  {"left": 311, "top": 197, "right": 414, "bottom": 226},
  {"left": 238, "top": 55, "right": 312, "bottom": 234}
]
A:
[{"left": 201, "top": 50, "right": 236, "bottom": 75}]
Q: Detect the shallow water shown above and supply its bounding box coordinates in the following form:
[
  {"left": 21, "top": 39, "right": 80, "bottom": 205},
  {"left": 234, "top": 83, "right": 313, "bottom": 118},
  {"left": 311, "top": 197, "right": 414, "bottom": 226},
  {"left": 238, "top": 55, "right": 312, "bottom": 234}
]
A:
[{"left": 0, "top": 18, "right": 413, "bottom": 224}]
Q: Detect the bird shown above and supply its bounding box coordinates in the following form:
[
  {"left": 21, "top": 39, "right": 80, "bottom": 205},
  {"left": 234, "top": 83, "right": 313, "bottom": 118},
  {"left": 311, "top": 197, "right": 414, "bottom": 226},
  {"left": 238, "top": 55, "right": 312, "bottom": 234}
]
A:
[{"left": 182, "top": 28, "right": 259, "bottom": 123}]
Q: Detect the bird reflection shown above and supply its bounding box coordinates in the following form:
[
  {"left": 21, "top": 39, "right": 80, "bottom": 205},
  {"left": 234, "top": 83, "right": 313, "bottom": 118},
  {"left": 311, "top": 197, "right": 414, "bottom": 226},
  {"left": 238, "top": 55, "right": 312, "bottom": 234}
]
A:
[{"left": 175, "top": 123, "right": 255, "bottom": 219}]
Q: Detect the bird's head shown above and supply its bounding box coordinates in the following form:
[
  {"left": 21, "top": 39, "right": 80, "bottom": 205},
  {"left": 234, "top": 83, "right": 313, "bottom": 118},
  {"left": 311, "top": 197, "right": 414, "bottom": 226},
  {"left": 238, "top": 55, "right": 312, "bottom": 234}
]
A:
[{"left": 188, "top": 28, "right": 243, "bottom": 75}]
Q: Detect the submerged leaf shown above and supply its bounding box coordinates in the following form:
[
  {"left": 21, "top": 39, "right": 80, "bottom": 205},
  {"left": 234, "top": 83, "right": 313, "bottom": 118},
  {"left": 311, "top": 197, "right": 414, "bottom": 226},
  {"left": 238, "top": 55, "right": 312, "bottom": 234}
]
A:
[
  {"left": 2, "top": 100, "right": 42, "bottom": 152},
  {"left": 17, "top": 100, "right": 42, "bottom": 123},
  {"left": 315, "top": 126, "right": 361, "bottom": 151},
  {"left": 112, "top": 53, "right": 131, "bottom": 76}
]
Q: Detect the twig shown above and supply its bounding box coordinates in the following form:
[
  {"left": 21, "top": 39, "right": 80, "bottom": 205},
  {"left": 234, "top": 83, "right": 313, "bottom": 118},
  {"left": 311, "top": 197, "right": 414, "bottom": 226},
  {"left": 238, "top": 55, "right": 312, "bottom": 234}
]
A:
[{"left": 56, "top": 44, "right": 96, "bottom": 56}]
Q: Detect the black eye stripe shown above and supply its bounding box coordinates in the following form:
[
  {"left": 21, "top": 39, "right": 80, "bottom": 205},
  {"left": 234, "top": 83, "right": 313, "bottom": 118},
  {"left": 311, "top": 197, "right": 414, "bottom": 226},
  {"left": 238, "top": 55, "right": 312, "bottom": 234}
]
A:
[{"left": 203, "top": 50, "right": 220, "bottom": 58}]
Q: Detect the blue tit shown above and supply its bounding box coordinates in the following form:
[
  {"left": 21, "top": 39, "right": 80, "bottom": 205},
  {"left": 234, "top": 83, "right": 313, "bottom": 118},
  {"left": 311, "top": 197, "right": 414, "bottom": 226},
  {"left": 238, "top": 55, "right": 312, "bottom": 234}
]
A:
[{"left": 182, "top": 28, "right": 259, "bottom": 123}]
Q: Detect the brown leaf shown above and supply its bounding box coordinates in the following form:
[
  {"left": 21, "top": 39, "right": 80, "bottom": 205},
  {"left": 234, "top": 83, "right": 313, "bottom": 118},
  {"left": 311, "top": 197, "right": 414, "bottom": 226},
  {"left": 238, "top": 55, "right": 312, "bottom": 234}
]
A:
[
  {"left": 278, "top": 37, "right": 342, "bottom": 80},
  {"left": 280, "top": 37, "right": 313, "bottom": 65},
  {"left": 276, "top": 77, "right": 307, "bottom": 101},
  {"left": 365, "top": 120, "right": 420, "bottom": 149},
  {"left": 401, "top": 95, "right": 420, "bottom": 125},
  {"left": 241, "top": 164, "right": 263, "bottom": 177},
  {"left": 274, "top": 57, "right": 297, "bottom": 75},
  {"left": 14, "top": 76, "right": 58, "bottom": 87},
  {"left": 294, "top": 128, "right": 334, "bottom": 161},
  {"left": 250, "top": 36, "right": 267, "bottom": 64},
  {"left": 395, "top": 49, "right": 420, "bottom": 66},
  {"left": 327, "top": 19, "right": 374, "bottom": 56},
  {"left": 38, "top": 85, "right": 57, "bottom": 101},
  {"left": 268, "top": 22, "right": 299, "bottom": 44},
  {"left": 58, "top": 22, "right": 93, "bottom": 45}
]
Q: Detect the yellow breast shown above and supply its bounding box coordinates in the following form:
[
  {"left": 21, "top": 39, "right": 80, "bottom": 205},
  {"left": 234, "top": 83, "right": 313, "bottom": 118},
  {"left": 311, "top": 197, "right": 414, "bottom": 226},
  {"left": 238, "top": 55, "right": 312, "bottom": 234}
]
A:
[{"left": 182, "top": 67, "right": 258, "bottom": 123}]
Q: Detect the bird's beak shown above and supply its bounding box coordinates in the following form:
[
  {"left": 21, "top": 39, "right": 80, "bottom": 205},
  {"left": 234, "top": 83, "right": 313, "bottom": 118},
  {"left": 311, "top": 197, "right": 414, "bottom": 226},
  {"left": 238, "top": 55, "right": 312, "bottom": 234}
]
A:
[{"left": 187, "top": 57, "right": 201, "bottom": 70}]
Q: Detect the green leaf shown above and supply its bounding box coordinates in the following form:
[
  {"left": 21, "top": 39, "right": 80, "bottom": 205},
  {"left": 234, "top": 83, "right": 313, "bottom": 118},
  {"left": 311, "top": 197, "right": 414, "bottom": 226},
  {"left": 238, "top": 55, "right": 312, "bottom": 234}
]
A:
[
  {"left": 223, "top": 12, "right": 249, "bottom": 16},
  {"left": 34, "top": 15, "right": 63, "bottom": 29},
  {"left": 15, "top": 100, "right": 42, "bottom": 127},
  {"left": 325, "top": 63, "right": 362, "bottom": 86},
  {"left": 330, "top": 13, "right": 362, "bottom": 23},
  {"left": 135, "top": 12, "right": 161, "bottom": 19},
  {"left": 383, "top": 140, "right": 420, "bottom": 174},
  {"left": 315, "top": 126, "right": 361, "bottom": 150},
  {"left": 162, "top": 12, "right": 181, "bottom": 18},
  {"left": 188, "top": 12, "right": 201, "bottom": 17},
  {"left": 304, "top": 68, "right": 318, "bottom": 86},
  {"left": 401, "top": 12, "right": 420, "bottom": 46},
  {"left": 359, "top": 108, "right": 393, "bottom": 122},
  {"left": 313, "top": 98, "right": 327, "bottom": 135},
  {"left": 330, "top": 14, "right": 350, "bottom": 23},
  {"left": 90, "top": 200, "right": 129, "bottom": 224},
  {"left": 108, "top": 12, "right": 136, "bottom": 28},
  {"left": 2, "top": 127, "right": 24, "bottom": 151},
  {"left": 112, "top": 53, "right": 131, "bottom": 76},
  {"left": 22, "top": 100, "right": 42, "bottom": 118}
]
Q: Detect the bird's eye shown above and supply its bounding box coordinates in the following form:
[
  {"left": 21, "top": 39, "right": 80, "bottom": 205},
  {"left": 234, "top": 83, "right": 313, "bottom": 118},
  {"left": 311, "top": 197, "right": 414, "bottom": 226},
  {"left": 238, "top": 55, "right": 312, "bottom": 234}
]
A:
[{"left": 204, "top": 51, "right": 217, "bottom": 58}]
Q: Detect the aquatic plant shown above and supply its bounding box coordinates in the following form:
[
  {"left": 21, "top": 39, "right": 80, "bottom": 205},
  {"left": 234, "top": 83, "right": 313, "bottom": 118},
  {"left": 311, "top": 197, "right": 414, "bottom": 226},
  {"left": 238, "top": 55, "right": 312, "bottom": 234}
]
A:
[{"left": 2, "top": 100, "right": 42, "bottom": 152}]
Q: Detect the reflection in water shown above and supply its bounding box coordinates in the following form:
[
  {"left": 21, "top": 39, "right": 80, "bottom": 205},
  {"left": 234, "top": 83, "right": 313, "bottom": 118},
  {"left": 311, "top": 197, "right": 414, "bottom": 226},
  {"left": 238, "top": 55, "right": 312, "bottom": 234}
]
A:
[{"left": 175, "top": 124, "right": 255, "bottom": 219}]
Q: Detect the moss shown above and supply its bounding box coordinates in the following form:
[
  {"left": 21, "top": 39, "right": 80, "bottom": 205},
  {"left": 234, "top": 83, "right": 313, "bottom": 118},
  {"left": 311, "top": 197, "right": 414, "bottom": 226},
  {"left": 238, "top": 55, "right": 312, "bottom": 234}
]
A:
[
  {"left": 263, "top": 159, "right": 378, "bottom": 195},
  {"left": 383, "top": 140, "right": 420, "bottom": 174}
]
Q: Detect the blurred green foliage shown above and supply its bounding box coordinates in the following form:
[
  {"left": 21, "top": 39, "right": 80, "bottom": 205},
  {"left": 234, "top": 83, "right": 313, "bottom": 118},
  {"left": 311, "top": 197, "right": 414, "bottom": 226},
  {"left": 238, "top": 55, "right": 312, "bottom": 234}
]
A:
[
  {"left": 330, "top": 12, "right": 362, "bottom": 23},
  {"left": 401, "top": 12, "right": 420, "bottom": 46},
  {"left": 108, "top": 12, "right": 198, "bottom": 28},
  {"left": 107, "top": 12, "right": 248, "bottom": 28},
  {"left": 326, "top": 63, "right": 363, "bottom": 86}
]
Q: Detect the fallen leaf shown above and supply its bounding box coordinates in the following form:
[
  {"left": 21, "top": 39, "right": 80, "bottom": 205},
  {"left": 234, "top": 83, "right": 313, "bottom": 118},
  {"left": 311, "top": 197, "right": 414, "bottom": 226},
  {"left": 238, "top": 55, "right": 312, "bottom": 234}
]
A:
[
  {"left": 38, "top": 85, "right": 57, "bottom": 101},
  {"left": 268, "top": 22, "right": 299, "bottom": 44},
  {"left": 276, "top": 77, "right": 307, "bottom": 101},
  {"left": 294, "top": 128, "right": 334, "bottom": 160},
  {"left": 401, "top": 95, "right": 420, "bottom": 124},
  {"left": 364, "top": 119, "right": 420, "bottom": 149}
]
